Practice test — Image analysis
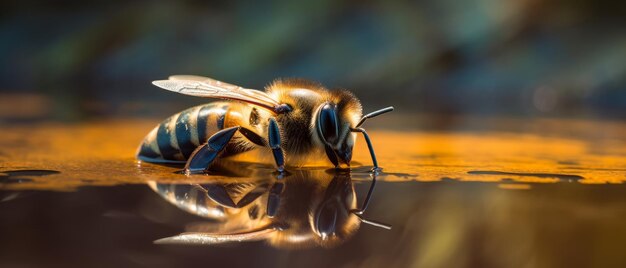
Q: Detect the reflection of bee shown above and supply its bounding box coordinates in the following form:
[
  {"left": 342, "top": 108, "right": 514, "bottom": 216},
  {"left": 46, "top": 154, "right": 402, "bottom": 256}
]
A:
[
  {"left": 149, "top": 167, "right": 389, "bottom": 248},
  {"left": 137, "top": 75, "right": 393, "bottom": 173}
]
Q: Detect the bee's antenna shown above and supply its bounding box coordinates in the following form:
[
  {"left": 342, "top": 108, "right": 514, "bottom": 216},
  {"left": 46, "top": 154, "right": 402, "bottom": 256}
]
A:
[
  {"left": 354, "top": 214, "right": 392, "bottom": 230},
  {"left": 356, "top": 106, "right": 394, "bottom": 128},
  {"left": 348, "top": 106, "right": 393, "bottom": 230},
  {"left": 350, "top": 173, "right": 392, "bottom": 230},
  {"left": 350, "top": 127, "right": 378, "bottom": 169}
]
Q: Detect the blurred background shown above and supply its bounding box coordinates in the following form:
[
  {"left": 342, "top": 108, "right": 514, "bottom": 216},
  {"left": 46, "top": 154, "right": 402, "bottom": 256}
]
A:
[
  {"left": 1, "top": 0, "right": 625, "bottom": 122},
  {"left": 2, "top": 2, "right": 626, "bottom": 267}
]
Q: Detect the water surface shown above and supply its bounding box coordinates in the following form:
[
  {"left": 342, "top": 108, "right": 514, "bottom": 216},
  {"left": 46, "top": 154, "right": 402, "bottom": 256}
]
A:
[{"left": 1, "top": 118, "right": 625, "bottom": 267}]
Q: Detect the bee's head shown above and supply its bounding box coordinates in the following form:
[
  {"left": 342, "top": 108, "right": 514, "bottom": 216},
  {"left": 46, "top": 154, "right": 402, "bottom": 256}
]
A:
[
  {"left": 310, "top": 172, "right": 360, "bottom": 246},
  {"left": 312, "top": 91, "right": 362, "bottom": 167}
]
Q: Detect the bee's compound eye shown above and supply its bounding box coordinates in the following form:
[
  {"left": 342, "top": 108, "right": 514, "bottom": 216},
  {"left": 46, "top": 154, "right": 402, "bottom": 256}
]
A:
[
  {"left": 315, "top": 202, "right": 338, "bottom": 238},
  {"left": 318, "top": 103, "right": 339, "bottom": 145}
]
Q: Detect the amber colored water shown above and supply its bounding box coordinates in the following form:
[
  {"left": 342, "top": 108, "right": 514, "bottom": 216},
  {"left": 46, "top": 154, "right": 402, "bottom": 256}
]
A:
[{"left": 1, "top": 118, "right": 625, "bottom": 267}]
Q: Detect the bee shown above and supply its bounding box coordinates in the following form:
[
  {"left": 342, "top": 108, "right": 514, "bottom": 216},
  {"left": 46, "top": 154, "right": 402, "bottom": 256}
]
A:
[
  {"left": 137, "top": 75, "right": 393, "bottom": 173},
  {"left": 149, "top": 166, "right": 390, "bottom": 248}
]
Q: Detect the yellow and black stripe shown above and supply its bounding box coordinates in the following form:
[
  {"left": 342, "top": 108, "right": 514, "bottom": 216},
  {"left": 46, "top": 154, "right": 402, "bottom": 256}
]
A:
[
  {"left": 137, "top": 102, "right": 232, "bottom": 163},
  {"left": 149, "top": 181, "right": 227, "bottom": 219}
]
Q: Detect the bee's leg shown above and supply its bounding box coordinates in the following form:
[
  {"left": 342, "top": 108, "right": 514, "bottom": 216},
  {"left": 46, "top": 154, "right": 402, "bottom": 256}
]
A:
[
  {"left": 268, "top": 118, "right": 285, "bottom": 173},
  {"left": 203, "top": 182, "right": 270, "bottom": 208},
  {"left": 238, "top": 127, "right": 266, "bottom": 147},
  {"left": 266, "top": 177, "right": 284, "bottom": 217},
  {"left": 185, "top": 126, "right": 240, "bottom": 174},
  {"left": 203, "top": 183, "right": 237, "bottom": 208},
  {"left": 236, "top": 182, "right": 270, "bottom": 208},
  {"left": 266, "top": 118, "right": 286, "bottom": 216}
]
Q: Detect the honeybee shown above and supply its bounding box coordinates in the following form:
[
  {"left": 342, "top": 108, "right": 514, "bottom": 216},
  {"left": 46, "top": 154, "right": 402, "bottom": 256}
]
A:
[
  {"left": 149, "top": 165, "right": 390, "bottom": 248},
  {"left": 137, "top": 75, "right": 393, "bottom": 173}
]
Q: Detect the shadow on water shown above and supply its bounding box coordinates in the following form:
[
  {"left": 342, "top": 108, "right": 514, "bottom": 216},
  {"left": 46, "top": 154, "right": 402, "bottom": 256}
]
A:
[
  {"left": 148, "top": 162, "right": 390, "bottom": 249},
  {"left": 0, "top": 169, "right": 60, "bottom": 184},
  {"left": 467, "top": 170, "right": 584, "bottom": 182}
]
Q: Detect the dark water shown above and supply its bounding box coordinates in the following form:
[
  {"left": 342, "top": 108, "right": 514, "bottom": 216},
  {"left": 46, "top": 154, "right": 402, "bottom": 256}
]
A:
[
  {"left": 1, "top": 118, "right": 625, "bottom": 267},
  {"left": 1, "top": 177, "right": 625, "bottom": 267}
]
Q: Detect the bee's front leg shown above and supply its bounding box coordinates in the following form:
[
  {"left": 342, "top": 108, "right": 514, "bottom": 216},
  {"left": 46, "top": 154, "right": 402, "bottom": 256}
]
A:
[
  {"left": 266, "top": 179, "right": 284, "bottom": 217},
  {"left": 268, "top": 118, "right": 285, "bottom": 173},
  {"left": 265, "top": 118, "right": 286, "bottom": 217}
]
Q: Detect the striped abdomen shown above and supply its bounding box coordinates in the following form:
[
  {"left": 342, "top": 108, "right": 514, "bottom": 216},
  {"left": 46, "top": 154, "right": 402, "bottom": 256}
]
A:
[
  {"left": 137, "top": 102, "right": 253, "bottom": 163},
  {"left": 148, "top": 181, "right": 226, "bottom": 219}
]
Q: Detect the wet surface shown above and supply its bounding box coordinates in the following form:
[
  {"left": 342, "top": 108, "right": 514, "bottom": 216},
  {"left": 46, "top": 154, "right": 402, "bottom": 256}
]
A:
[
  {"left": 466, "top": 171, "right": 584, "bottom": 182},
  {"left": 1, "top": 118, "right": 625, "bottom": 190},
  {"left": 1, "top": 180, "right": 625, "bottom": 267},
  {"left": 1, "top": 118, "right": 625, "bottom": 267}
]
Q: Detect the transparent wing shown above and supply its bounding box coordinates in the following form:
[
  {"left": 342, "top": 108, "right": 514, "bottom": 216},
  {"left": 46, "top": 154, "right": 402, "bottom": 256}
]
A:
[
  {"left": 154, "top": 224, "right": 277, "bottom": 245},
  {"left": 172, "top": 75, "right": 279, "bottom": 106},
  {"left": 153, "top": 75, "right": 281, "bottom": 112}
]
